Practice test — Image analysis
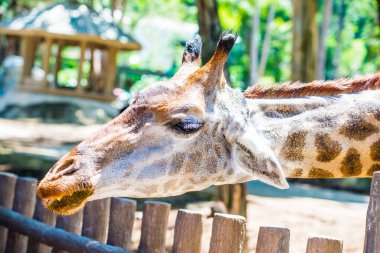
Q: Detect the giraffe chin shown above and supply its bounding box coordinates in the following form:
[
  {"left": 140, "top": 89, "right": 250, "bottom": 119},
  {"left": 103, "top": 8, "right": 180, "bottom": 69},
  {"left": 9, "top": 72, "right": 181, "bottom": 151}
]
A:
[{"left": 41, "top": 188, "right": 94, "bottom": 215}]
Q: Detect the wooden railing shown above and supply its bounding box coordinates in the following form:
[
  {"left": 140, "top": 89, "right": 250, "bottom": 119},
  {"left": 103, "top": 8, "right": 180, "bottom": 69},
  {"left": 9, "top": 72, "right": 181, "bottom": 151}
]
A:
[{"left": 0, "top": 171, "right": 380, "bottom": 253}]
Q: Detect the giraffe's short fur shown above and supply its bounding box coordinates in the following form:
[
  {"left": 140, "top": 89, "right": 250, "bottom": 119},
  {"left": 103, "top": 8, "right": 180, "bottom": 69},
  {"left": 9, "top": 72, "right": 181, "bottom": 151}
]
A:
[
  {"left": 308, "top": 167, "right": 334, "bottom": 178},
  {"left": 280, "top": 131, "right": 307, "bottom": 161},
  {"left": 370, "top": 139, "right": 380, "bottom": 161},
  {"left": 315, "top": 133, "right": 342, "bottom": 162},
  {"left": 38, "top": 32, "right": 380, "bottom": 215},
  {"left": 339, "top": 116, "right": 379, "bottom": 141},
  {"left": 340, "top": 148, "right": 362, "bottom": 176},
  {"left": 368, "top": 164, "right": 380, "bottom": 176}
]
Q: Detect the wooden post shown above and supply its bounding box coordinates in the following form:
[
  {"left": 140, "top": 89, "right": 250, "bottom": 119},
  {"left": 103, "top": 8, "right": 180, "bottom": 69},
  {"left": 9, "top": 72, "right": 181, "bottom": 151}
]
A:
[
  {"left": 305, "top": 236, "right": 343, "bottom": 253},
  {"left": 172, "top": 209, "right": 203, "bottom": 253},
  {"left": 87, "top": 44, "right": 95, "bottom": 91},
  {"left": 5, "top": 177, "right": 37, "bottom": 253},
  {"left": 209, "top": 213, "right": 246, "bottom": 253},
  {"left": 104, "top": 47, "right": 118, "bottom": 94},
  {"left": 255, "top": 227, "right": 290, "bottom": 253},
  {"left": 52, "top": 209, "right": 84, "bottom": 253},
  {"left": 20, "top": 36, "right": 37, "bottom": 84},
  {"left": 77, "top": 41, "right": 87, "bottom": 91},
  {"left": 27, "top": 198, "right": 56, "bottom": 253},
  {"left": 138, "top": 201, "right": 171, "bottom": 253},
  {"left": 42, "top": 38, "right": 52, "bottom": 87},
  {"left": 54, "top": 41, "right": 64, "bottom": 87},
  {"left": 82, "top": 198, "right": 111, "bottom": 243},
  {"left": 0, "top": 207, "right": 131, "bottom": 253},
  {"left": 0, "top": 172, "right": 17, "bottom": 253},
  {"left": 107, "top": 198, "right": 136, "bottom": 250},
  {"left": 364, "top": 171, "right": 380, "bottom": 253}
]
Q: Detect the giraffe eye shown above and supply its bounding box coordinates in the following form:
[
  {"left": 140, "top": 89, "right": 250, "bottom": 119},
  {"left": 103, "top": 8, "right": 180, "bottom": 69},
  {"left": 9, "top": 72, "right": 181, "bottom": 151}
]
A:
[{"left": 170, "top": 117, "right": 203, "bottom": 134}]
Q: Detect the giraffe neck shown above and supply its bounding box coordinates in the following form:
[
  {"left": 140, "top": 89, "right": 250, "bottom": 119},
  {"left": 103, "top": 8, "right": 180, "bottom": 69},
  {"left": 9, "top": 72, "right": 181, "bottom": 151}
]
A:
[{"left": 247, "top": 90, "right": 380, "bottom": 178}]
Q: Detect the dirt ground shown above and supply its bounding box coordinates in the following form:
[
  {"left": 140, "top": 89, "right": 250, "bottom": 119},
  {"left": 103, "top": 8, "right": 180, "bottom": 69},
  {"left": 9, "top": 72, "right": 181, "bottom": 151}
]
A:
[{"left": 130, "top": 194, "right": 368, "bottom": 253}]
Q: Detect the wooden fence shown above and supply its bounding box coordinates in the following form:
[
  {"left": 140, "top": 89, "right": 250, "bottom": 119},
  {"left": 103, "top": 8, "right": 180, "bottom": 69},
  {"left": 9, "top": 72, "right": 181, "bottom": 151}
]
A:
[{"left": 0, "top": 171, "right": 379, "bottom": 253}]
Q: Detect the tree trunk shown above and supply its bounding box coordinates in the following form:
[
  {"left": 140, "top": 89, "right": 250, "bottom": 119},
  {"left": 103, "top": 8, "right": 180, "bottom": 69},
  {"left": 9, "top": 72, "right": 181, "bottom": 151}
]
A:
[
  {"left": 249, "top": 1, "right": 260, "bottom": 85},
  {"left": 258, "top": 4, "right": 275, "bottom": 81},
  {"left": 291, "top": 0, "right": 318, "bottom": 82},
  {"left": 317, "top": 0, "right": 333, "bottom": 79},
  {"left": 196, "top": 0, "right": 222, "bottom": 64},
  {"left": 196, "top": 0, "right": 247, "bottom": 217},
  {"left": 332, "top": 0, "right": 346, "bottom": 78}
]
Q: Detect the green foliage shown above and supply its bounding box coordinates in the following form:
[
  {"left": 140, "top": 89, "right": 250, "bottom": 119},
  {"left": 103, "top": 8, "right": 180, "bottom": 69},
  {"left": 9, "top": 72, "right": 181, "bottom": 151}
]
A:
[{"left": 1, "top": 0, "right": 380, "bottom": 92}]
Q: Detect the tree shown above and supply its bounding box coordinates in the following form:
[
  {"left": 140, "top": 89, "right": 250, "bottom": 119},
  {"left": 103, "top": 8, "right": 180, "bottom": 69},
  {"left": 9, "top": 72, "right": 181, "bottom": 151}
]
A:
[
  {"left": 332, "top": 0, "right": 346, "bottom": 78},
  {"left": 249, "top": 0, "right": 260, "bottom": 85},
  {"left": 317, "top": 0, "right": 333, "bottom": 79},
  {"left": 291, "top": 0, "right": 318, "bottom": 82},
  {"left": 258, "top": 4, "right": 275, "bottom": 81}
]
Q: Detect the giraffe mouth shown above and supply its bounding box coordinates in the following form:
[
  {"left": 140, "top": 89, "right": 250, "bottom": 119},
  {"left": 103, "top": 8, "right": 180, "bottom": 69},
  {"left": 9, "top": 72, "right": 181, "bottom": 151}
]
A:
[{"left": 40, "top": 188, "right": 94, "bottom": 215}]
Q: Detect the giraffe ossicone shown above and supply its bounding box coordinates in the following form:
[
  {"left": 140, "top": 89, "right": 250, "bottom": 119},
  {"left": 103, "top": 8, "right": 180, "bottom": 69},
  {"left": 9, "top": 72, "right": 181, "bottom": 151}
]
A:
[{"left": 37, "top": 32, "right": 380, "bottom": 215}]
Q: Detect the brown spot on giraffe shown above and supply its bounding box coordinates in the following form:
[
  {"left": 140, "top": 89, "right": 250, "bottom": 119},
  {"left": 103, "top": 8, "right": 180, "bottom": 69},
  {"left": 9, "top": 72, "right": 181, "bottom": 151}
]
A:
[
  {"left": 339, "top": 116, "right": 379, "bottom": 141},
  {"left": 289, "top": 168, "right": 303, "bottom": 177},
  {"left": 367, "top": 164, "right": 380, "bottom": 176},
  {"left": 370, "top": 139, "right": 380, "bottom": 161},
  {"left": 280, "top": 131, "right": 307, "bottom": 161},
  {"left": 340, "top": 148, "right": 362, "bottom": 176},
  {"left": 315, "top": 133, "right": 342, "bottom": 162},
  {"left": 308, "top": 167, "right": 334, "bottom": 178}
]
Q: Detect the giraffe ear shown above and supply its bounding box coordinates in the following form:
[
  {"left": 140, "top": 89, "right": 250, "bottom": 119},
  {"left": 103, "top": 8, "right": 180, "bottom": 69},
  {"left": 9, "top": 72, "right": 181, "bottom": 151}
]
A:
[
  {"left": 181, "top": 34, "right": 202, "bottom": 66},
  {"left": 233, "top": 129, "right": 289, "bottom": 189}
]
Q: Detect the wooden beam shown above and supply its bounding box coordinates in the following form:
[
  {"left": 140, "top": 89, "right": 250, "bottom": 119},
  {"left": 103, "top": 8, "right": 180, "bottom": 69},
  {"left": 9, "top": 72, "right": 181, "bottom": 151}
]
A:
[
  {"left": 77, "top": 41, "right": 87, "bottom": 92},
  {"left": 0, "top": 207, "right": 131, "bottom": 253},
  {"left": 209, "top": 214, "right": 246, "bottom": 253},
  {"left": 363, "top": 171, "right": 380, "bottom": 253},
  {"left": 306, "top": 236, "right": 343, "bottom": 253},
  {"left": 54, "top": 41, "right": 64, "bottom": 87},
  {"left": 138, "top": 201, "right": 171, "bottom": 253},
  {"left": 255, "top": 227, "right": 290, "bottom": 253},
  {"left": 0, "top": 172, "right": 17, "bottom": 253},
  {"left": 20, "top": 37, "right": 37, "bottom": 85},
  {"left": 104, "top": 47, "right": 118, "bottom": 95},
  {"left": 41, "top": 38, "right": 52, "bottom": 87},
  {"left": 5, "top": 177, "right": 37, "bottom": 253},
  {"left": 172, "top": 210, "right": 203, "bottom": 253},
  {"left": 107, "top": 198, "right": 136, "bottom": 250}
]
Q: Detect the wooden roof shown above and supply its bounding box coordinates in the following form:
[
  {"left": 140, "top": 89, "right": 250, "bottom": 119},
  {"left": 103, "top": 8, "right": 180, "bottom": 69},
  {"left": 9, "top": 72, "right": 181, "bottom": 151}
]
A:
[{"left": 0, "top": 3, "right": 141, "bottom": 50}]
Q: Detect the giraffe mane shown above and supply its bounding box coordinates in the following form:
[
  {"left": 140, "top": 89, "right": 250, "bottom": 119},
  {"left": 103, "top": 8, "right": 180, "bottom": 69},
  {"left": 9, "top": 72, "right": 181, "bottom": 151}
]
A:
[{"left": 243, "top": 73, "right": 380, "bottom": 99}]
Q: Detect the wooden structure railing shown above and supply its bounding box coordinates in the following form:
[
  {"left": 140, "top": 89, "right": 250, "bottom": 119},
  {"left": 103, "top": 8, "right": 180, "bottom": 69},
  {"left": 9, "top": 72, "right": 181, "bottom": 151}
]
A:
[{"left": 0, "top": 171, "right": 379, "bottom": 253}]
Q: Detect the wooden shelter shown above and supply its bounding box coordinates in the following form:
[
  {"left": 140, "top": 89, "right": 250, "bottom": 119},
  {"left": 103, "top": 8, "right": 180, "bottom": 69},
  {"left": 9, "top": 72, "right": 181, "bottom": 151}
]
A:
[{"left": 0, "top": 3, "right": 141, "bottom": 101}]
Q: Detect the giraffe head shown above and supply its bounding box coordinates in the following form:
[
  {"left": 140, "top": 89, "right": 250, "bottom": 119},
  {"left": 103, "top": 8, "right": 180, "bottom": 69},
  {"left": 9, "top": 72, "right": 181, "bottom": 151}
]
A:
[{"left": 37, "top": 32, "right": 288, "bottom": 215}]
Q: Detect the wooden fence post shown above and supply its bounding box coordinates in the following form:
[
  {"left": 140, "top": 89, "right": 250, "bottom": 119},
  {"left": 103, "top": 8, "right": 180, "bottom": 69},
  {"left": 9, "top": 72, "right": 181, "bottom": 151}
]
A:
[
  {"left": 52, "top": 208, "right": 84, "bottom": 253},
  {"left": 0, "top": 172, "right": 17, "bottom": 253},
  {"left": 138, "top": 201, "right": 171, "bottom": 253},
  {"left": 27, "top": 197, "right": 57, "bottom": 253},
  {"left": 82, "top": 198, "right": 111, "bottom": 243},
  {"left": 0, "top": 207, "right": 131, "bottom": 253},
  {"left": 209, "top": 213, "right": 246, "bottom": 253},
  {"left": 364, "top": 171, "right": 380, "bottom": 253},
  {"left": 305, "top": 236, "right": 343, "bottom": 253},
  {"left": 172, "top": 209, "right": 203, "bottom": 253},
  {"left": 107, "top": 198, "right": 136, "bottom": 249},
  {"left": 5, "top": 177, "right": 37, "bottom": 253},
  {"left": 256, "top": 226, "right": 290, "bottom": 253}
]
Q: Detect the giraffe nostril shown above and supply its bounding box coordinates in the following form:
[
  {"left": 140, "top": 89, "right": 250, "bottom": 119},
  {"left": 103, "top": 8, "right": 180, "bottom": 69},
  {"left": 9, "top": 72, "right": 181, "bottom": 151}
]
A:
[{"left": 50, "top": 158, "right": 79, "bottom": 180}]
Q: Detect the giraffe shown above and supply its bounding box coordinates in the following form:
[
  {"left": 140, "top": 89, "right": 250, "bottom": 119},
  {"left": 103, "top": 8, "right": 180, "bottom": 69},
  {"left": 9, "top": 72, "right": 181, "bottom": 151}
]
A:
[{"left": 37, "top": 32, "right": 380, "bottom": 215}]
